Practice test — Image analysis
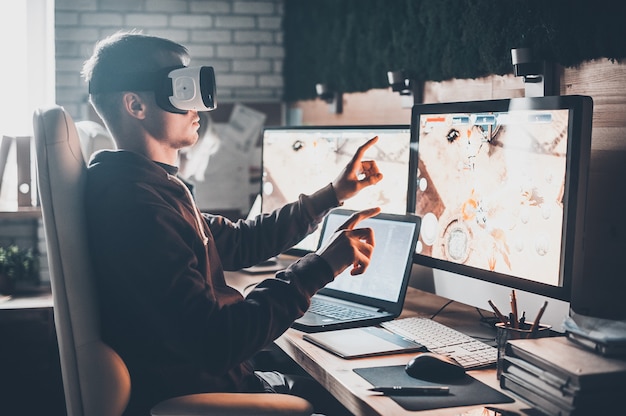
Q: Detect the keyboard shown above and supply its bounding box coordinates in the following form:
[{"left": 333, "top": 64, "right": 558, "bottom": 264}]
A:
[
  {"left": 381, "top": 317, "right": 497, "bottom": 370},
  {"left": 308, "top": 298, "right": 376, "bottom": 321}
]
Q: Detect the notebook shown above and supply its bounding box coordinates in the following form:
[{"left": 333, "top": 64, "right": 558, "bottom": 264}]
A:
[{"left": 292, "top": 209, "right": 421, "bottom": 333}]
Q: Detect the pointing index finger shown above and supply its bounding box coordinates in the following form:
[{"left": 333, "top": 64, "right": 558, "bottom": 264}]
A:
[
  {"left": 339, "top": 207, "right": 381, "bottom": 231},
  {"left": 350, "top": 136, "right": 379, "bottom": 165}
]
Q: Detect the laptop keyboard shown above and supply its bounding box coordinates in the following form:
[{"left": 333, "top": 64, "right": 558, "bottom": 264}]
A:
[
  {"left": 309, "top": 298, "right": 377, "bottom": 321},
  {"left": 382, "top": 317, "right": 497, "bottom": 369}
]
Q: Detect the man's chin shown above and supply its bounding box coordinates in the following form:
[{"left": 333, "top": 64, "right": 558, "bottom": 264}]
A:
[{"left": 179, "top": 134, "right": 199, "bottom": 149}]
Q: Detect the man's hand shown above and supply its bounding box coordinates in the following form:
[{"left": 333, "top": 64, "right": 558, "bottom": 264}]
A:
[
  {"left": 331, "top": 136, "right": 383, "bottom": 204},
  {"left": 317, "top": 207, "right": 381, "bottom": 277}
]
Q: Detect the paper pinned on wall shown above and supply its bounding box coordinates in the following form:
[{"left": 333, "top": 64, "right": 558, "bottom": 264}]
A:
[
  {"left": 179, "top": 113, "right": 221, "bottom": 182},
  {"left": 184, "top": 104, "right": 267, "bottom": 213},
  {"left": 191, "top": 124, "right": 250, "bottom": 212},
  {"left": 220, "top": 104, "right": 267, "bottom": 153}
]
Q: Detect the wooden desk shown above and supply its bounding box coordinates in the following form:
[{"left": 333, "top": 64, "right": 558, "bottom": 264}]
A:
[{"left": 226, "top": 268, "right": 528, "bottom": 416}]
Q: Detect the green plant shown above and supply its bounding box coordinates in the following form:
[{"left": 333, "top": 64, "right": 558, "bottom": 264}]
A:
[{"left": 0, "top": 244, "right": 40, "bottom": 285}]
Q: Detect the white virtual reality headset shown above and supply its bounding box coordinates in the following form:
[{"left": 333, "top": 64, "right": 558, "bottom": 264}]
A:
[{"left": 89, "top": 65, "right": 217, "bottom": 114}]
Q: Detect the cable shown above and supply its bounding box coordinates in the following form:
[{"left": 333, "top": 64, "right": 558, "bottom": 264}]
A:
[
  {"left": 476, "top": 307, "right": 501, "bottom": 328},
  {"left": 429, "top": 299, "right": 454, "bottom": 320}
]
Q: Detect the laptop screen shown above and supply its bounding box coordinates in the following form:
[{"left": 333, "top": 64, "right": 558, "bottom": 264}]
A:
[{"left": 316, "top": 209, "right": 421, "bottom": 305}]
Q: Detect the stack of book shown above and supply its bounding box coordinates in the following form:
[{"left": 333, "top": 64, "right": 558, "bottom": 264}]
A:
[
  {"left": 563, "top": 313, "right": 626, "bottom": 357},
  {"left": 500, "top": 336, "right": 626, "bottom": 415},
  {"left": 566, "top": 329, "right": 626, "bottom": 357}
]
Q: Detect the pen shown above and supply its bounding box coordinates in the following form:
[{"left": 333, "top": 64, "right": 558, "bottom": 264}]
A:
[
  {"left": 529, "top": 300, "right": 548, "bottom": 335},
  {"left": 369, "top": 386, "right": 450, "bottom": 396},
  {"left": 488, "top": 299, "right": 509, "bottom": 326},
  {"left": 510, "top": 290, "right": 519, "bottom": 329}
]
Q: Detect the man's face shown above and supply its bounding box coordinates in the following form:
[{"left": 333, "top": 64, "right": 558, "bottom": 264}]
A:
[
  {"left": 143, "top": 99, "right": 200, "bottom": 150},
  {"left": 142, "top": 53, "right": 201, "bottom": 150}
]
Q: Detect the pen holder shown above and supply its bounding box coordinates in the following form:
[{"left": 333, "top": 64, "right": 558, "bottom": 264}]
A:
[{"left": 495, "top": 322, "right": 551, "bottom": 380}]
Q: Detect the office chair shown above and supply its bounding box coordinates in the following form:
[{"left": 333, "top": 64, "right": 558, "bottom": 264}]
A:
[{"left": 33, "top": 105, "right": 314, "bottom": 416}]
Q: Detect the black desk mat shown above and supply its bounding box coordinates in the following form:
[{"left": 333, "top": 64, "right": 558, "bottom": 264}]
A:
[{"left": 354, "top": 365, "right": 514, "bottom": 411}]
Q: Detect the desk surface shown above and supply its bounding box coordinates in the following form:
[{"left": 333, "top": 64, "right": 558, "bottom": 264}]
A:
[
  {"left": 226, "top": 267, "right": 529, "bottom": 416},
  {"left": 6, "top": 267, "right": 526, "bottom": 415}
]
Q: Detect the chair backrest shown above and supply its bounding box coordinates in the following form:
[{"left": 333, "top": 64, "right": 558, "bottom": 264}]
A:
[{"left": 33, "top": 106, "right": 130, "bottom": 416}]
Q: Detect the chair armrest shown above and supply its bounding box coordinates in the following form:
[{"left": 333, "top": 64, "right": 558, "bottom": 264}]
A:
[{"left": 151, "top": 392, "right": 314, "bottom": 416}]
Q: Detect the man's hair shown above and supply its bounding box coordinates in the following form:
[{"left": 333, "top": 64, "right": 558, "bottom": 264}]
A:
[{"left": 82, "top": 30, "right": 190, "bottom": 126}]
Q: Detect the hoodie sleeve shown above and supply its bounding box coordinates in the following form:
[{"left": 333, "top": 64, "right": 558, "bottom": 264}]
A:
[{"left": 208, "top": 183, "right": 340, "bottom": 270}]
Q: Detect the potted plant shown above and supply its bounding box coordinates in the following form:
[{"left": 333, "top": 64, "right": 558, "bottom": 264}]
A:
[{"left": 0, "top": 245, "right": 40, "bottom": 296}]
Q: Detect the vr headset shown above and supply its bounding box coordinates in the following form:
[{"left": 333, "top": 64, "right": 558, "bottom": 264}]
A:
[{"left": 88, "top": 65, "right": 217, "bottom": 114}]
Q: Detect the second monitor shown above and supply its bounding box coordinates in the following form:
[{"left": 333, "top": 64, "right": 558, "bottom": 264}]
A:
[
  {"left": 260, "top": 125, "right": 412, "bottom": 253},
  {"left": 408, "top": 95, "right": 593, "bottom": 330}
]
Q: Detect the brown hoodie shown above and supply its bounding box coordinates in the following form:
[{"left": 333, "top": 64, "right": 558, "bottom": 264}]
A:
[{"left": 85, "top": 149, "right": 339, "bottom": 415}]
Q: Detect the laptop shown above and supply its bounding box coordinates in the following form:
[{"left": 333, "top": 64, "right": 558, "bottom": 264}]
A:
[{"left": 292, "top": 209, "right": 421, "bottom": 333}]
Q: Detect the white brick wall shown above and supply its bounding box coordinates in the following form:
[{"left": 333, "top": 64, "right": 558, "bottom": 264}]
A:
[
  {"left": 5, "top": 0, "right": 286, "bottom": 282},
  {"left": 126, "top": 14, "right": 171, "bottom": 27},
  {"left": 146, "top": 0, "right": 189, "bottom": 13},
  {"left": 55, "top": 0, "right": 285, "bottom": 118}
]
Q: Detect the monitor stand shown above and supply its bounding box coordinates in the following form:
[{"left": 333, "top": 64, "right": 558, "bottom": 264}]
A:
[{"left": 433, "top": 269, "right": 570, "bottom": 332}]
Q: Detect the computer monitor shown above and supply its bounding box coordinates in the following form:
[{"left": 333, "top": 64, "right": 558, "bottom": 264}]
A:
[
  {"left": 261, "top": 125, "right": 412, "bottom": 254},
  {"left": 409, "top": 95, "right": 593, "bottom": 331}
]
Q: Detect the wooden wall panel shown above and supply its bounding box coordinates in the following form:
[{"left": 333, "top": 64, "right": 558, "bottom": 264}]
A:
[
  {"left": 291, "top": 89, "right": 413, "bottom": 126},
  {"left": 423, "top": 74, "right": 525, "bottom": 103},
  {"left": 290, "top": 60, "right": 626, "bottom": 153},
  {"left": 561, "top": 60, "right": 626, "bottom": 152}
]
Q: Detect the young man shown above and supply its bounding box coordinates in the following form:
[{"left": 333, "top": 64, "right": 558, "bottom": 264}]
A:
[{"left": 82, "top": 31, "right": 383, "bottom": 415}]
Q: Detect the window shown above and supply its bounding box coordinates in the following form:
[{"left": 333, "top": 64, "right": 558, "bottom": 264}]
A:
[{"left": 0, "top": 0, "right": 55, "bottom": 209}]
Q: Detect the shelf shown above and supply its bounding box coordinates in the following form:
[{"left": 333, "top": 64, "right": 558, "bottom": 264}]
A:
[{"left": 0, "top": 207, "right": 42, "bottom": 220}]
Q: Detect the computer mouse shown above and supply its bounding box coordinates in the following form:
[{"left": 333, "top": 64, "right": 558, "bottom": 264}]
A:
[{"left": 405, "top": 352, "right": 466, "bottom": 381}]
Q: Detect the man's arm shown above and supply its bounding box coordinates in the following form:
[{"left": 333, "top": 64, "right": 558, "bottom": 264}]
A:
[{"left": 208, "top": 183, "right": 340, "bottom": 270}]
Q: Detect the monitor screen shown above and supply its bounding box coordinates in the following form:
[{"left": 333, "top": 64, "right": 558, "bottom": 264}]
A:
[
  {"left": 409, "top": 95, "right": 593, "bottom": 314},
  {"left": 261, "top": 125, "right": 412, "bottom": 253}
]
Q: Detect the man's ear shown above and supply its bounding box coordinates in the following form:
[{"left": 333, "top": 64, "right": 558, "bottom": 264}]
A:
[{"left": 122, "top": 92, "right": 146, "bottom": 119}]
